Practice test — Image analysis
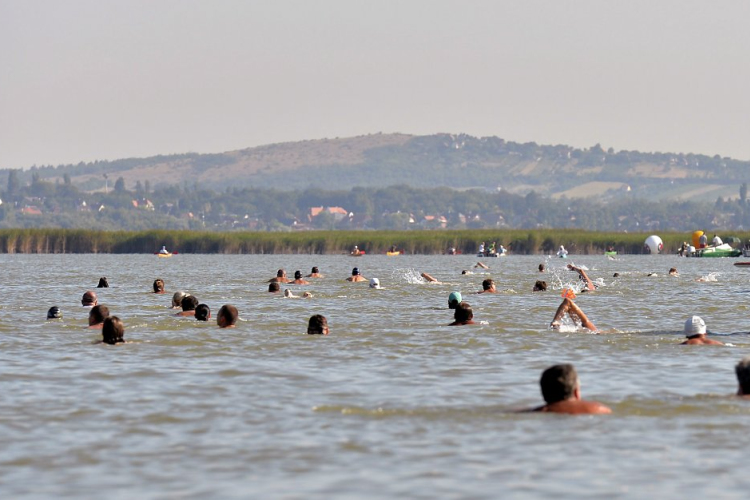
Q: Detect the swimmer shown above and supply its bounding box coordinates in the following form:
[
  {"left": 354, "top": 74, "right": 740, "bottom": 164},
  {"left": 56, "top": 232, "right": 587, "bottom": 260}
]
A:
[
  {"left": 153, "top": 278, "right": 165, "bottom": 294},
  {"left": 449, "top": 302, "right": 476, "bottom": 326},
  {"left": 195, "top": 304, "right": 211, "bottom": 321},
  {"left": 268, "top": 282, "right": 281, "bottom": 293},
  {"left": 302, "top": 291, "right": 313, "bottom": 298},
  {"left": 420, "top": 272, "right": 441, "bottom": 283},
  {"left": 97, "top": 277, "right": 109, "bottom": 288},
  {"left": 550, "top": 298, "right": 597, "bottom": 332},
  {"left": 448, "top": 291, "right": 462, "bottom": 309},
  {"left": 284, "top": 288, "right": 298, "bottom": 298},
  {"left": 735, "top": 357, "right": 750, "bottom": 396},
  {"left": 88, "top": 305, "right": 110, "bottom": 329},
  {"left": 461, "top": 270, "right": 473, "bottom": 275},
  {"left": 346, "top": 267, "right": 367, "bottom": 282},
  {"left": 533, "top": 280, "right": 547, "bottom": 292},
  {"left": 307, "top": 314, "right": 329, "bottom": 335},
  {"left": 47, "top": 306, "right": 62, "bottom": 320},
  {"left": 526, "top": 364, "right": 611, "bottom": 415},
  {"left": 538, "top": 264, "right": 546, "bottom": 273},
  {"left": 101, "top": 316, "right": 125, "bottom": 345},
  {"left": 269, "top": 269, "right": 291, "bottom": 283},
  {"left": 307, "top": 266, "right": 324, "bottom": 278},
  {"left": 369, "top": 278, "right": 383, "bottom": 289},
  {"left": 291, "top": 270, "right": 310, "bottom": 285},
  {"left": 81, "top": 290, "right": 98, "bottom": 307},
  {"left": 681, "top": 316, "right": 723, "bottom": 345},
  {"left": 475, "top": 262, "right": 489, "bottom": 269},
  {"left": 668, "top": 268, "right": 679, "bottom": 276},
  {"left": 217, "top": 304, "right": 238, "bottom": 328},
  {"left": 477, "top": 279, "right": 497, "bottom": 294},
  {"left": 171, "top": 291, "right": 189, "bottom": 309},
  {"left": 613, "top": 273, "right": 620, "bottom": 278},
  {"left": 567, "top": 264, "right": 595, "bottom": 291},
  {"left": 175, "top": 295, "right": 199, "bottom": 317}
]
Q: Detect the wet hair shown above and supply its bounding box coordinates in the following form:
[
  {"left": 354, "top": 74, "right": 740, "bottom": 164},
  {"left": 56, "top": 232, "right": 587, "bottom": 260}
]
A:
[
  {"left": 195, "top": 303, "right": 210, "bottom": 321},
  {"left": 268, "top": 282, "right": 280, "bottom": 293},
  {"left": 540, "top": 364, "right": 579, "bottom": 404},
  {"left": 669, "top": 268, "right": 678, "bottom": 274},
  {"left": 172, "top": 291, "right": 189, "bottom": 308},
  {"left": 533, "top": 280, "right": 548, "bottom": 292},
  {"left": 482, "top": 279, "right": 495, "bottom": 290},
  {"left": 217, "top": 304, "right": 238, "bottom": 328},
  {"left": 613, "top": 273, "right": 620, "bottom": 278},
  {"left": 311, "top": 266, "right": 319, "bottom": 273},
  {"left": 736, "top": 357, "right": 750, "bottom": 395},
  {"left": 276, "top": 269, "right": 286, "bottom": 277},
  {"left": 538, "top": 264, "right": 545, "bottom": 272},
  {"left": 453, "top": 302, "right": 473, "bottom": 323},
  {"left": 307, "top": 314, "right": 328, "bottom": 335},
  {"left": 102, "top": 316, "right": 125, "bottom": 345},
  {"left": 89, "top": 305, "right": 110, "bottom": 325},
  {"left": 153, "top": 279, "right": 165, "bottom": 293},
  {"left": 294, "top": 270, "right": 302, "bottom": 279},
  {"left": 47, "top": 306, "right": 62, "bottom": 319},
  {"left": 97, "top": 277, "right": 109, "bottom": 288},
  {"left": 181, "top": 295, "right": 199, "bottom": 312},
  {"left": 82, "top": 290, "right": 97, "bottom": 306}
]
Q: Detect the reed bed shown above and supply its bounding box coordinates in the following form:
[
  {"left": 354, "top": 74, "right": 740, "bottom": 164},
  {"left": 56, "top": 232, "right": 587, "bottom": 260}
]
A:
[{"left": 0, "top": 228, "right": 744, "bottom": 255}]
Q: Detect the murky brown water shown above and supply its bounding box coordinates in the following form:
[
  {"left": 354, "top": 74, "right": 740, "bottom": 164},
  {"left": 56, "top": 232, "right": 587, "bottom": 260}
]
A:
[{"left": 3, "top": 252, "right": 750, "bottom": 498}]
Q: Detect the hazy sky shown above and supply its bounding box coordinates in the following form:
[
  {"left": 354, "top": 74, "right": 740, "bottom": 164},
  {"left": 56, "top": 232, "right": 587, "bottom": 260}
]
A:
[{"left": 2, "top": 0, "right": 749, "bottom": 169}]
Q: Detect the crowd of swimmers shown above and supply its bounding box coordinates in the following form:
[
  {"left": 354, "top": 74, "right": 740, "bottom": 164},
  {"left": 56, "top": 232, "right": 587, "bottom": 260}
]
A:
[{"left": 44, "top": 260, "right": 749, "bottom": 414}]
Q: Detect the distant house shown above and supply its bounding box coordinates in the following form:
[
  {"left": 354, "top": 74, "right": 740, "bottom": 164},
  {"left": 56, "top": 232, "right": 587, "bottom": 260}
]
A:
[
  {"left": 20, "top": 206, "right": 42, "bottom": 215},
  {"left": 309, "top": 206, "right": 349, "bottom": 222}
]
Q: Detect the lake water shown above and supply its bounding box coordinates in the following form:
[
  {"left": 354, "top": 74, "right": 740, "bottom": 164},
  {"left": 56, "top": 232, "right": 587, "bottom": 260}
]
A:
[{"left": 3, "top": 252, "right": 750, "bottom": 498}]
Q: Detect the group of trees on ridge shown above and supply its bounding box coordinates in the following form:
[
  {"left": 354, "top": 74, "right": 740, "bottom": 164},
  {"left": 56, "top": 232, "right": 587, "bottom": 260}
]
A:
[{"left": 2, "top": 169, "right": 750, "bottom": 233}]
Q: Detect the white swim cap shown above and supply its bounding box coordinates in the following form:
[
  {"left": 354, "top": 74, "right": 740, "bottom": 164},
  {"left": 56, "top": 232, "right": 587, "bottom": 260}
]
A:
[
  {"left": 369, "top": 278, "right": 382, "bottom": 289},
  {"left": 684, "top": 316, "right": 706, "bottom": 336}
]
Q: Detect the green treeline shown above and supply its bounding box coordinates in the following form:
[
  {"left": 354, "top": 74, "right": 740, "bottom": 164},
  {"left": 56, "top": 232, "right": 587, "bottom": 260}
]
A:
[
  {"left": 2, "top": 171, "right": 750, "bottom": 232},
  {"left": 0, "top": 228, "right": 743, "bottom": 255}
]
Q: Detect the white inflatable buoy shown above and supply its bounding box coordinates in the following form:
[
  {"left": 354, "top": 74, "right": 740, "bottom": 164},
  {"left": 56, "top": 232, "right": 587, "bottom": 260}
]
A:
[{"left": 644, "top": 235, "right": 663, "bottom": 254}]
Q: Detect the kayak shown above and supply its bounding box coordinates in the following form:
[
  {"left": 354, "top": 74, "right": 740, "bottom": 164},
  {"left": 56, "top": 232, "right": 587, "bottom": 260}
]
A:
[
  {"left": 386, "top": 251, "right": 400, "bottom": 256},
  {"left": 157, "top": 253, "right": 172, "bottom": 258},
  {"left": 604, "top": 251, "right": 617, "bottom": 256}
]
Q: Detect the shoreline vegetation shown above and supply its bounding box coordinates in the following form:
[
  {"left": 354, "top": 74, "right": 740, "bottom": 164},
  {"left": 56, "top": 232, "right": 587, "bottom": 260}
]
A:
[{"left": 0, "top": 229, "right": 739, "bottom": 255}]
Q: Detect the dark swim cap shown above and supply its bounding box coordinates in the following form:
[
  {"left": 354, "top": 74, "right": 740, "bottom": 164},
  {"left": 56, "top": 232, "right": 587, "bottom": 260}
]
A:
[
  {"left": 295, "top": 270, "right": 302, "bottom": 279},
  {"left": 352, "top": 267, "right": 360, "bottom": 275},
  {"left": 47, "top": 306, "right": 62, "bottom": 319}
]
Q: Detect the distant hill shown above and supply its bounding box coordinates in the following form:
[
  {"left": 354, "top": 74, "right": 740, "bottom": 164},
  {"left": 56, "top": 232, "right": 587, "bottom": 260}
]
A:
[{"left": 12, "top": 133, "right": 749, "bottom": 201}]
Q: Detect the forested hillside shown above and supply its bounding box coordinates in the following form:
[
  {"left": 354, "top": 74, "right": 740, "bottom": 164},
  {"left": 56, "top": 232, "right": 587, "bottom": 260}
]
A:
[{"left": 5, "top": 133, "right": 749, "bottom": 202}]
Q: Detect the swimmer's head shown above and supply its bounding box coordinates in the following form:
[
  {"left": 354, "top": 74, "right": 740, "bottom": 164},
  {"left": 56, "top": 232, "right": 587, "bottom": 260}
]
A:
[
  {"left": 311, "top": 266, "right": 319, "bottom": 274},
  {"left": 302, "top": 291, "right": 313, "bottom": 298},
  {"left": 352, "top": 267, "right": 360, "bottom": 276},
  {"left": 482, "top": 279, "right": 495, "bottom": 291},
  {"left": 613, "top": 273, "right": 620, "bottom": 278},
  {"left": 533, "top": 280, "right": 547, "bottom": 292},
  {"left": 284, "top": 288, "right": 295, "bottom": 297},
  {"left": 538, "top": 264, "right": 545, "bottom": 272},
  {"left": 684, "top": 316, "right": 706, "bottom": 337},
  {"left": 307, "top": 314, "right": 329, "bottom": 335},
  {"left": 47, "top": 306, "right": 62, "bottom": 319},
  {"left": 195, "top": 303, "right": 210, "bottom": 321},
  {"left": 448, "top": 291, "right": 462, "bottom": 309},
  {"left": 81, "top": 290, "right": 97, "bottom": 307},
  {"left": 97, "top": 277, "right": 109, "bottom": 288},
  {"left": 369, "top": 278, "right": 382, "bottom": 289},
  {"left": 172, "top": 291, "right": 189, "bottom": 308},
  {"left": 276, "top": 269, "right": 286, "bottom": 277},
  {"left": 294, "top": 270, "right": 302, "bottom": 280},
  {"left": 268, "top": 282, "right": 280, "bottom": 293}
]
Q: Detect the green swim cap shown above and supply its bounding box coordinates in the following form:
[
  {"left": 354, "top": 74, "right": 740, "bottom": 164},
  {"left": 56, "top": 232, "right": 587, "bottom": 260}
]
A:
[{"left": 448, "top": 291, "right": 462, "bottom": 309}]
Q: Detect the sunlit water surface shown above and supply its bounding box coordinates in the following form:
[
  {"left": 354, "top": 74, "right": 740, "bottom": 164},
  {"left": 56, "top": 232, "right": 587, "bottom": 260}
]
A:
[{"left": 3, "top": 253, "right": 750, "bottom": 498}]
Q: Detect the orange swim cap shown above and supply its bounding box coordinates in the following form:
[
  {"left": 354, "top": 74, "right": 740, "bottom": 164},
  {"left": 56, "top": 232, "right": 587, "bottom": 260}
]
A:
[{"left": 561, "top": 288, "right": 576, "bottom": 300}]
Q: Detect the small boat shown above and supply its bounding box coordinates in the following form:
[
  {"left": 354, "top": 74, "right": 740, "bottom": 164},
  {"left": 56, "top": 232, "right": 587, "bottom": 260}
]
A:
[
  {"left": 477, "top": 252, "right": 503, "bottom": 258},
  {"left": 157, "top": 252, "right": 173, "bottom": 258},
  {"left": 734, "top": 262, "right": 750, "bottom": 267},
  {"left": 697, "top": 243, "right": 741, "bottom": 258},
  {"left": 386, "top": 251, "right": 400, "bottom": 256},
  {"left": 604, "top": 251, "right": 617, "bottom": 256},
  {"left": 350, "top": 251, "right": 365, "bottom": 257}
]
